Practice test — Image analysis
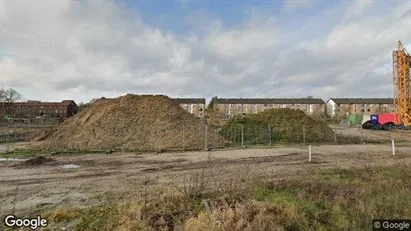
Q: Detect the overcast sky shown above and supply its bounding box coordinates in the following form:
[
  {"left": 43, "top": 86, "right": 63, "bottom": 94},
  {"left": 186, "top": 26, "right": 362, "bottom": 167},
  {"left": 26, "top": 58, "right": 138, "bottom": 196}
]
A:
[{"left": 1, "top": 0, "right": 410, "bottom": 104}]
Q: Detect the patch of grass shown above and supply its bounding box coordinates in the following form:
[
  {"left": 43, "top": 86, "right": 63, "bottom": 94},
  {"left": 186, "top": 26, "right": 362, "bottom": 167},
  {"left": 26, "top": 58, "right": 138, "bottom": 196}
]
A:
[
  {"left": 252, "top": 185, "right": 295, "bottom": 206},
  {"left": 37, "top": 165, "right": 411, "bottom": 231},
  {"left": 44, "top": 204, "right": 147, "bottom": 231},
  {"left": 0, "top": 149, "right": 40, "bottom": 157}
]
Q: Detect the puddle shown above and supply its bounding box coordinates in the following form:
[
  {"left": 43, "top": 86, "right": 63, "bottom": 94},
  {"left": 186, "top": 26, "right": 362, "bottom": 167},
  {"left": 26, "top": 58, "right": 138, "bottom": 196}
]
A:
[
  {"left": 0, "top": 158, "right": 29, "bottom": 162},
  {"left": 59, "top": 164, "right": 82, "bottom": 169}
]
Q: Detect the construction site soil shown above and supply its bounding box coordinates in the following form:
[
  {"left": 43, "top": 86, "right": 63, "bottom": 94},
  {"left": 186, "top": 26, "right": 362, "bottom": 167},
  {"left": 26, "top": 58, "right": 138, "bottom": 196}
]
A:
[
  {"left": 33, "top": 95, "right": 221, "bottom": 151},
  {"left": 1, "top": 143, "right": 411, "bottom": 216}
]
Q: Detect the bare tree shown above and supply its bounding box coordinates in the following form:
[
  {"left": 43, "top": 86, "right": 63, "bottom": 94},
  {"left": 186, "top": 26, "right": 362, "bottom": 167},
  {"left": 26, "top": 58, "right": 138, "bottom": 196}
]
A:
[
  {"left": 311, "top": 104, "right": 326, "bottom": 119},
  {"left": 0, "top": 88, "right": 23, "bottom": 115}
]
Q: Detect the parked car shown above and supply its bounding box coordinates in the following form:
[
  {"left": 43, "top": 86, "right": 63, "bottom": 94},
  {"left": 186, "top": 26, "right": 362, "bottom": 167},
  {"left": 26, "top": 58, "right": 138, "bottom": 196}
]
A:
[{"left": 362, "top": 120, "right": 382, "bottom": 130}]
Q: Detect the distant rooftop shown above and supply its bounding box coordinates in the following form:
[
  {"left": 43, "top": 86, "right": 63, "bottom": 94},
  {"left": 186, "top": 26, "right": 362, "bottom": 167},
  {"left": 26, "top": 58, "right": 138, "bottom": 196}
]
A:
[
  {"left": 10, "top": 100, "right": 76, "bottom": 106},
  {"left": 211, "top": 97, "right": 325, "bottom": 104},
  {"left": 172, "top": 98, "right": 206, "bottom": 104},
  {"left": 329, "top": 98, "right": 393, "bottom": 104}
]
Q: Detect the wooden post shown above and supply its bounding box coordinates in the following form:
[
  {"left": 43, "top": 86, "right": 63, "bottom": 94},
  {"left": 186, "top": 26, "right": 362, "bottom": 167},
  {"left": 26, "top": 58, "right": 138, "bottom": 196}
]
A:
[
  {"left": 392, "top": 139, "right": 395, "bottom": 156},
  {"left": 308, "top": 145, "right": 312, "bottom": 162}
]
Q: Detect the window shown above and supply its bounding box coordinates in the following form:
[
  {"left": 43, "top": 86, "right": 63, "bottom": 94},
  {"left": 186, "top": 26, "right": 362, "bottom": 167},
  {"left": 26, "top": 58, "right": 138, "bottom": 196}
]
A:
[
  {"left": 199, "top": 108, "right": 203, "bottom": 111},
  {"left": 264, "top": 104, "right": 268, "bottom": 107},
  {"left": 367, "top": 109, "right": 370, "bottom": 112}
]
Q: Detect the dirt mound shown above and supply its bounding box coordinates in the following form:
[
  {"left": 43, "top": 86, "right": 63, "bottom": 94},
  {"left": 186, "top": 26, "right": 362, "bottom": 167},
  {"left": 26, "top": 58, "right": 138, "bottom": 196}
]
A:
[
  {"left": 222, "top": 108, "right": 335, "bottom": 143},
  {"left": 254, "top": 108, "right": 335, "bottom": 142},
  {"left": 34, "top": 94, "right": 221, "bottom": 151},
  {"left": 219, "top": 117, "right": 273, "bottom": 145},
  {"left": 16, "top": 156, "right": 54, "bottom": 168}
]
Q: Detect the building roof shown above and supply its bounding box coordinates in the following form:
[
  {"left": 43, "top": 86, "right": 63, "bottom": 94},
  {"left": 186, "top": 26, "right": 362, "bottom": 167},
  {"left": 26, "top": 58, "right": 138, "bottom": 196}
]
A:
[
  {"left": 6, "top": 100, "right": 76, "bottom": 107},
  {"left": 329, "top": 98, "right": 394, "bottom": 104},
  {"left": 211, "top": 98, "right": 324, "bottom": 105},
  {"left": 172, "top": 98, "right": 206, "bottom": 104}
]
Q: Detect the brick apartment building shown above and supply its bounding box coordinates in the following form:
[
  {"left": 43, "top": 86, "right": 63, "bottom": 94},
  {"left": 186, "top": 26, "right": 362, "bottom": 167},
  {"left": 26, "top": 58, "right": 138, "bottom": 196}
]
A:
[
  {"left": 172, "top": 98, "right": 206, "bottom": 117},
  {"left": 326, "top": 98, "right": 394, "bottom": 117},
  {"left": 0, "top": 100, "right": 79, "bottom": 119},
  {"left": 209, "top": 97, "right": 325, "bottom": 118}
]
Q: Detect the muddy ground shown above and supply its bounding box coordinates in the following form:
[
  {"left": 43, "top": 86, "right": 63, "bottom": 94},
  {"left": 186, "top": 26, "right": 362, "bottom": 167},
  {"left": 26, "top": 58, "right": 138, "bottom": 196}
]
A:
[{"left": 1, "top": 142, "right": 411, "bottom": 216}]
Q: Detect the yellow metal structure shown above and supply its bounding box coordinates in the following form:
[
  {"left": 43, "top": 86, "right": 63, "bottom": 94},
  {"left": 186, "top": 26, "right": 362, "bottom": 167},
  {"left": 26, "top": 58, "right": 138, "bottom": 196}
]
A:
[{"left": 392, "top": 41, "right": 411, "bottom": 126}]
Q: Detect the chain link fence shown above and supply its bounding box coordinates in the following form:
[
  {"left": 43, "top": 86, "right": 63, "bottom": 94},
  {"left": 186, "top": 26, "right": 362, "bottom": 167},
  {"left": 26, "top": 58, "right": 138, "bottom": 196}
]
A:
[
  {"left": 1, "top": 121, "right": 410, "bottom": 153},
  {"left": 0, "top": 122, "right": 58, "bottom": 153}
]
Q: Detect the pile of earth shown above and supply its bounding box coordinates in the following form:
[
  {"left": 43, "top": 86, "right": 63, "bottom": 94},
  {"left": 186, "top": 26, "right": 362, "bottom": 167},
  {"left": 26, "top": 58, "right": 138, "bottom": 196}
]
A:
[
  {"left": 221, "top": 108, "right": 335, "bottom": 143},
  {"left": 33, "top": 94, "right": 222, "bottom": 151}
]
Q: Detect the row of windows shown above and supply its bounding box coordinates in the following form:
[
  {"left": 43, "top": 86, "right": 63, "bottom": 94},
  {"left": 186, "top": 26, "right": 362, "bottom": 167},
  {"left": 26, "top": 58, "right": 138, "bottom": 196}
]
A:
[
  {"left": 337, "top": 104, "right": 390, "bottom": 107},
  {"left": 228, "top": 104, "right": 309, "bottom": 107}
]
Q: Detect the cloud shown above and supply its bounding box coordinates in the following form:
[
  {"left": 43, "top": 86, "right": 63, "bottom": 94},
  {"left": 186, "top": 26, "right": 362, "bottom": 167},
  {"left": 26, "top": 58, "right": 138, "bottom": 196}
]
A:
[
  {"left": 1, "top": 0, "right": 410, "bottom": 104},
  {"left": 343, "top": 0, "right": 376, "bottom": 21},
  {"left": 282, "top": 0, "right": 317, "bottom": 12}
]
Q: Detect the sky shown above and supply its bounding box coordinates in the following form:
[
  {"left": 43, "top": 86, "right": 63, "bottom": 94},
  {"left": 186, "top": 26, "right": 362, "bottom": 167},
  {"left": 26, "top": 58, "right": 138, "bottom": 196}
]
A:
[{"left": 0, "top": 0, "right": 410, "bottom": 104}]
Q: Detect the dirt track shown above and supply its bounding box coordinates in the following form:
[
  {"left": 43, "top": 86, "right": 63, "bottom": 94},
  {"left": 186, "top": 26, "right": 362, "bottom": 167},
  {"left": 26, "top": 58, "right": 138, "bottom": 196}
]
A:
[{"left": 1, "top": 143, "right": 411, "bottom": 216}]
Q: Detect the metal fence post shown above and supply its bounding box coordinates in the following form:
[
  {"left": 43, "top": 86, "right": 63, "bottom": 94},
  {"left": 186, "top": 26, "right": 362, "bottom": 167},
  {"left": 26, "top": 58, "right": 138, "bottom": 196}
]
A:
[
  {"left": 268, "top": 124, "right": 272, "bottom": 146},
  {"left": 302, "top": 124, "right": 306, "bottom": 145},
  {"left": 204, "top": 124, "right": 208, "bottom": 151},
  {"left": 54, "top": 128, "right": 56, "bottom": 153},
  {"left": 241, "top": 124, "right": 244, "bottom": 148},
  {"left": 334, "top": 130, "right": 337, "bottom": 144},
  {"left": 6, "top": 123, "right": 10, "bottom": 153},
  {"left": 360, "top": 127, "right": 363, "bottom": 143},
  {"left": 254, "top": 125, "right": 257, "bottom": 145},
  {"left": 182, "top": 122, "right": 185, "bottom": 151},
  {"left": 222, "top": 126, "right": 225, "bottom": 148}
]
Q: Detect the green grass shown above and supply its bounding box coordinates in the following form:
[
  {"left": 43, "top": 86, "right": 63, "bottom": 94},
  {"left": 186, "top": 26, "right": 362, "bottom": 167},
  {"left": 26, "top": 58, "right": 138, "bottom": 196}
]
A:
[{"left": 0, "top": 149, "right": 40, "bottom": 158}]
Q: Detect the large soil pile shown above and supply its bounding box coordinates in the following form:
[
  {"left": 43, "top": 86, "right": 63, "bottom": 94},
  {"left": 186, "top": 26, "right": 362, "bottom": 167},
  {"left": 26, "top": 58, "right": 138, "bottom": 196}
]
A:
[
  {"left": 221, "top": 108, "right": 335, "bottom": 143},
  {"left": 35, "top": 94, "right": 222, "bottom": 151}
]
